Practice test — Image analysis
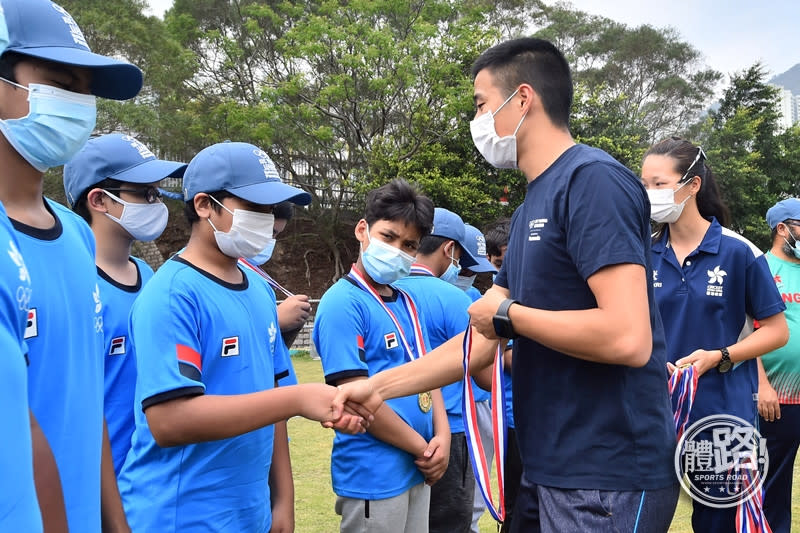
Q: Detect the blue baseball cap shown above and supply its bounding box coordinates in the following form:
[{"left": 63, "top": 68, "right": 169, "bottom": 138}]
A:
[
  {"left": 183, "top": 142, "right": 311, "bottom": 206},
  {"left": 1, "top": 0, "right": 143, "bottom": 100},
  {"left": 0, "top": 3, "right": 9, "bottom": 55},
  {"left": 63, "top": 134, "right": 187, "bottom": 207},
  {"left": 430, "top": 207, "right": 477, "bottom": 268},
  {"left": 462, "top": 224, "right": 497, "bottom": 273},
  {"left": 766, "top": 198, "right": 800, "bottom": 229}
]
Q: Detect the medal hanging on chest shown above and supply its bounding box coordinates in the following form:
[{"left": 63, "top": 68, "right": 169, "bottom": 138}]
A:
[{"left": 347, "top": 266, "right": 431, "bottom": 413}]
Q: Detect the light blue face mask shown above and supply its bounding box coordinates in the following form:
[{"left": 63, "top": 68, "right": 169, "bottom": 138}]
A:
[
  {"left": 361, "top": 225, "right": 415, "bottom": 285},
  {"left": 453, "top": 274, "right": 476, "bottom": 291},
  {"left": 0, "top": 78, "right": 96, "bottom": 172},
  {"left": 440, "top": 248, "right": 461, "bottom": 285},
  {"left": 247, "top": 238, "right": 277, "bottom": 265}
]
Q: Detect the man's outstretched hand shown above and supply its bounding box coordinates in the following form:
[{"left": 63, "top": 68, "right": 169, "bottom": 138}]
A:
[{"left": 323, "top": 379, "right": 384, "bottom": 431}]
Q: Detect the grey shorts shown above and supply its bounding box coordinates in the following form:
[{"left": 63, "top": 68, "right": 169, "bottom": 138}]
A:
[{"left": 336, "top": 482, "right": 431, "bottom": 533}]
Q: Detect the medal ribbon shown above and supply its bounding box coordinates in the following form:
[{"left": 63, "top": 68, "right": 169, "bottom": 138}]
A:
[
  {"left": 461, "top": 324, "right": 506, "bottom": 523},
  {"left": 667, "top": 364, "right": 698, "bottom": 441},
  {"left": 239, "top": 258, "right": 294, "bottom": 298},
  {"left": 735, "top": 467, "right": 773, "bottom": 533},
  {"left": 347, "top": 266, "right": 426, "bottom": 361}
]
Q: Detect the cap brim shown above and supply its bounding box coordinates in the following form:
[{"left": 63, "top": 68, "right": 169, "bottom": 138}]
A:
[
  {"left": 227, "top": 181, "right": 312, "bottom": 206},
  {"left": 456, "top": 239, "right": 479, "bottom": 269},
  {"left": 467, "top": 255, "right": 497, "bottom": 273},
  {"left": 13, "top": 47, "right": 143, "bottom": 100},
  {"left": 113, "top": 159, "right": 188, "bottom": 184}
]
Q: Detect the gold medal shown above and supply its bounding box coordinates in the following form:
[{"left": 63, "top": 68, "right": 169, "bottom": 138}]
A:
[{"left": 418, "top": 391, "right": 432, "bottom": 413}]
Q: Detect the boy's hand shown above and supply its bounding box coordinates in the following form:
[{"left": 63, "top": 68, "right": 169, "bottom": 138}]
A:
[
  {"left": 277, "top": 294, "right": 311, "bottom": 330},
  {"left": 758, "top": 380, "right": 781, "bottom": 422},
  {"left": 414, "top": 435, "right": 450, "bottom": 485},
  {"left": 328, "top": 379, "right": 384, "bottom": 424},
  {"left": 304, "top": 384, "right": 372, "bottom": 434}
]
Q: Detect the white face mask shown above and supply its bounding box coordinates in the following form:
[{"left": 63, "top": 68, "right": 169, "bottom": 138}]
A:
[
  {"left": 469, "top": 89, "right": 527, "bottom": 169},
  {"left": 453, "top": 274, "right": 477, "bottom": 291},
  {"left": 247, "top": 238, "right": 277, "bottom": 265},
  {"left": 207, "top": 195, "right": 275, "bottom": 259},
  {"left": 647, "top": 179, "right": 692, "bottom": 224},
  {"left": 103, "top": 190, "right": 168, "bottom": 242}
]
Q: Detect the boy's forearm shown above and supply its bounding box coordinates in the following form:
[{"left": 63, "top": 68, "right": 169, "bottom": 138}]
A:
[
  {"left": 101, "top": 419, "right": 130, "bottom": 533},
  {"left": 30, "top": 412, "right": 68, "bottom": 533},
  {"left": 269, "top": 420, "right": 294, "bottom": 528}
]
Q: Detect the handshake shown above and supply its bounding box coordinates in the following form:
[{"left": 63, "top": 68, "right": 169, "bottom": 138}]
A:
[{"left": 303, "top": 380, "right": 383, "bottom": 434}]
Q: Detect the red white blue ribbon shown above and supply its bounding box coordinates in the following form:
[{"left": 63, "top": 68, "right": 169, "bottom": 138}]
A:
[
  {"left": 347, "top": 266, "right": 426, "bottom": 361},
  {"left": 239, "top": 258, "right": 294, "bottom": 298},
  {"left": 735, "top": 468, "right": 773, "bottom": 533},
  {"left": 667, "top": 364, "right": 698, "bottom": 441},
  {"left": 461, "top": 324, "right": 506, "bottom": 523}
]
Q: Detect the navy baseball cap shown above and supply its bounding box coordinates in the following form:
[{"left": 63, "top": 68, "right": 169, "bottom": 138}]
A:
[
  {"left": 183, "top": 142, "right": 311, "bottom": 206},
  {"left": 766, "top": 198, "right": 800, "bottom": 229},
  {"left": 1, "top": 0, "right": 143, "bottom": 100},
  {"left": 430, "top": 207, "right": 477, "bottom": 268},
  {"left": 63, "top": 134, "right": 187, "bottom": 207},
  {"left": 462, "top": 224, "right": 497, "bottom": 273}
]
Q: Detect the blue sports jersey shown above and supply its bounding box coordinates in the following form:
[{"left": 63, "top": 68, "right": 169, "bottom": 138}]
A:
[
  {"left": 313, "top": 276, "right": 434, "bottom": 500},
  {"left": 12, "top": 198, "right": 104, "bottom": 533},
  {"left": 118, "top": 256, "right": 290, "bottom": 533},
  {"left": 465, "top": 286, "right": 481, "bottom": 303},
  {"left": 651, "top": 219, "right": 785, "bottom": 425},
  {"left": 495, "top": 144, "right": 676, "bottom": 491},
  {"left": 98, "top": 256, "right": 154, "bottom": 476},
  {"left": 396, "top": 270, "right": 471, "bottom": 432},
  {"left": 0, "top": 204, "right": 42, "bottom": 533}
]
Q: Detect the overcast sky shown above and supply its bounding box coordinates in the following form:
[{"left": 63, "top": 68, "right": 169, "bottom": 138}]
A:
[{"left": 144, "top": 0, "right": 800, "bottom": 78}]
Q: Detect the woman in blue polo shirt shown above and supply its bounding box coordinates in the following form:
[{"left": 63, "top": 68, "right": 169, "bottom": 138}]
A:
[{"left": 641, "top": 137, "right": 788, "bottom": 533}]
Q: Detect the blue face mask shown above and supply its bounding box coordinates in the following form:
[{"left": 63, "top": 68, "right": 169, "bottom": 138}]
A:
[
  {"left": 361, "top": 225, "right": 415, "bottom": 285},
  {"left": 440, "top": 249, "right": 461, "bottom": 285},
  {"left": 0, "top": 78, "right": 96, "bottom": 172},
  {"left": 783, "top": 228, "right": 800, "bottom": 260},
  {"left": 247, "top": 238, "right": 277, "bottom": 265}
]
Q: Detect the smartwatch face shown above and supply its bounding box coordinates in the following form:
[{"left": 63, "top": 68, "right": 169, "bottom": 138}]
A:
[{"left": 718, "top": 360, "right": 733, "bottom": 373}]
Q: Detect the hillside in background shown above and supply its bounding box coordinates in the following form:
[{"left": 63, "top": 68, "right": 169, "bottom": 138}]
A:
[{"left": 770, "top": 63, "right": 800, "bottom": 93}]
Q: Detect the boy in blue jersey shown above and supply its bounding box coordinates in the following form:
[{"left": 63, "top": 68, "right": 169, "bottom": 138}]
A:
[
  {"left": 0, "top": 7, "right": 67, "bottom": 532},
  {"left": 314, "top": 179, "right": 449, "bottom": 533},
  {"left": 117, "top": 141, "right": 368, "bottom": 533},
  {"left": 0, "top": 0, "right": 143, "bottom": 531},
  {"left": 335, "top": 38, "right": 680, "bottom": 533},
  {"left": 395, "top": 207, "right": 485, "bottom": 533},
  {"left": 63, "top": 133, "right": 187, "bottom": 476}
]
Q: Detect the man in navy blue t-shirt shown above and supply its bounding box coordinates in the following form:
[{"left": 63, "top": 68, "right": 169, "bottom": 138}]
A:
[{"left": 335, "top": 38, "right": 679, "bottom": 533}]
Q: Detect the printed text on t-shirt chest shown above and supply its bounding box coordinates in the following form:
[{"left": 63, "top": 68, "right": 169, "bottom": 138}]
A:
[{"left": 528, "top": 218, "right": 548, "bottom": 241}]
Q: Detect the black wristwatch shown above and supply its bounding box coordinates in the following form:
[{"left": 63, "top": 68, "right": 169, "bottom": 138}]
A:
[
  {"left": 717, "top": 347, "right": 733, "bottom": 373},
  {"left": 493, "top": 298, "right": 519, "bottom": 339}
]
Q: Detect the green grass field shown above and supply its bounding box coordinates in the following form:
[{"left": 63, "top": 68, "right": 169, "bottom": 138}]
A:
[{"left": 287, "top": 353, "right": 799, "bottom": 532}]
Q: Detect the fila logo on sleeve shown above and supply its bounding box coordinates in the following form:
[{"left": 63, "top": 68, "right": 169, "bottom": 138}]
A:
[
  {"left": 24, "top": 308, "right": 37, "bottom": 339},
  {"left": 109, "top": 336, "right": 126, "bottom": 356},
  {"left": 221, "top": 336, "right": 240, "bottom": 357},
  {"left": 384, "top": 332, "right": 398, "bottom": 350}
]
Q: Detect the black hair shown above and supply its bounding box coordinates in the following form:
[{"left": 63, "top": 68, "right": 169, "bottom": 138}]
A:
[
  {"left": 644, "top": 137, "right": 730, "bottom": 240},
  {"left": 0, "top": 52, "right": 26, "bottom": 83},
  {"left": 471, "top": 38, "right": 573, "bottom": 129},
  {"left": 418, "top": 235, "right": 455, "bottom": 256},
  {"left": 183, "top": 190, "right": 236, "bottom": 225},
  {"left": 364, "top": 179, "right": 434, "bottom": 238},
  {"left": 484, "top": 218, "right": 511, "bottom": 256},
  {"left": 72, "top": 178, "right": 123, "bottom": 224},
  {"left": 272, "top": 201, "right": 294, "bottom": 222}
]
